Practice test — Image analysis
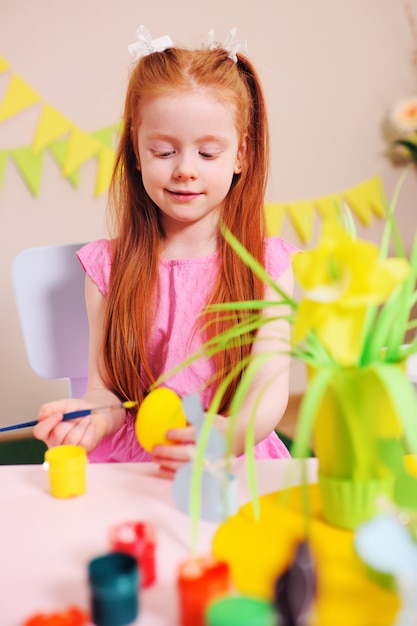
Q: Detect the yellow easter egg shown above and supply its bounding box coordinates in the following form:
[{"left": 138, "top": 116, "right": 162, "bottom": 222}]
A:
[{"left": 135, "top": 387, "right": 187, "bottom": 452}]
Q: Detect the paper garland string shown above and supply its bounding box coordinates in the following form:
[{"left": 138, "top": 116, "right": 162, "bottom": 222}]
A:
[{"left": 0, "top": 54, "right": 388, "bottom": 240}]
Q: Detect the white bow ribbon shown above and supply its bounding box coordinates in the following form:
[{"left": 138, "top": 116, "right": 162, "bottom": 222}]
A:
[
  {"left": 128, "top": 25, "right": 173, "bottom": 61},
  {"left": 207, "top": 27, "right": 248, "bottom": 63}
]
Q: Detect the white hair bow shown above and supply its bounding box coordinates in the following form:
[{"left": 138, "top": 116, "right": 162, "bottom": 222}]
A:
[
  {"left": 128, "top": 25, "right": 173, "bottom": 61},
  {"left": 207, "top": 27, "right": 248, "bottom": 62}
]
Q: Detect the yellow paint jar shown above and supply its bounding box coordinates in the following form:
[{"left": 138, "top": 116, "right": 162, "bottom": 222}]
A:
[{"left": 43, "top": 444, "right": 87, "bottom": 498}]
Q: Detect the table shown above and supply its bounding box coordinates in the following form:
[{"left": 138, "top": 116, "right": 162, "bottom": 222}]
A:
[{"left": 0, "top": 458, "right": 318, "bottom": 625}]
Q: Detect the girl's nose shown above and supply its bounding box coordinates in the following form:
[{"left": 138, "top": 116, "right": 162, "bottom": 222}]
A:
[{"left": 173, "top": 156, "right": 198, "bottom": 180}]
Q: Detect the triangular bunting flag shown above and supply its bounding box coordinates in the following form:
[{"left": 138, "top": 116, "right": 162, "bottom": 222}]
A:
[
  {"left": 32, "top": 104, "right": 73, "bottom": 153},
  {"left": 62, "top": 126, "right": 101, "bottom": 176},
  {"left": 94, "top": 146, "right": 115, "bottom": 196},
  {"left": 265, "top": 202, "right": 286, "bottom": 236},
  {"left": 0, "top": 56, "right": 11, "bottom": 73},
  {"left": 48, "top": 139, "right": 80, "bottom": 187},
  {"left": 0, "top": 149, "right": 9, "bottom": 191},
  {"left": 91, "top": 125, "right": 119, "bottom": 150},
  {"left": 0, "top": 74, "right": 41, "bottom": 122},
  {"left": 286, "top": 200, "right": 316, "bottom": 244},
  {"left": 10, "top": 146, "right": 44, "bottom": 196},
  {"left": 315, "top": 195, "right": 342, "bottom": 222},
  {"left": 342, "top": 176, "right": 386, "bottom": 225}
]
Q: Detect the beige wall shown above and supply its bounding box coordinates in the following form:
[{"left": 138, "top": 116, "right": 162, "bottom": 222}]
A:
[{"left": 1, "top": 0, "right": 416, "bottom": 428}]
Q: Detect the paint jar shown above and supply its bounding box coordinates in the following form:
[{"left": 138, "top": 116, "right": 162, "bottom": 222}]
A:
[
  {"left": 43, "top": 445, "right": 87, "bottom": 498},
  {"left": 88, "top": 552, "right": 139, "bottom": 626},
  {"left": 177, "top": 556, "right": 231, "bottom": 626},
  {"left": 109, "top": 521, "right": 156, "bottom": 587}
]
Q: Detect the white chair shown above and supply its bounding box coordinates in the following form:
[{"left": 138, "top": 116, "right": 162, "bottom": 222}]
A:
[{"left": 11, "top": 243, "right": 89, "bottom": 397}]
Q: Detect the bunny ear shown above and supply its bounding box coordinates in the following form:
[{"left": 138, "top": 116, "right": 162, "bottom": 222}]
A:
[{"left": 128, "top": 25, "right": 173, "bottom": 61}]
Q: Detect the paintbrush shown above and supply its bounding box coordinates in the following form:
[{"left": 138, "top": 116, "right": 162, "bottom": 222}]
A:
[{"left": 0, "top": 400, "right": 138, "bottom": 433}]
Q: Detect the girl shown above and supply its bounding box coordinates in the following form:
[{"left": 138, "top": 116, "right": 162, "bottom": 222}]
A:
[{"left": 34, "top": 28, "right": 297, "bottom": 474}]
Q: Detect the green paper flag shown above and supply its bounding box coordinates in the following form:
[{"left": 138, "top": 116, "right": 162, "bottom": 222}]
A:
[
  {"left": 10, "top": 147, "right": 44, "bottom": 196},
  {"left": 0, "top": 149, "right": 9, "bottom": 190},
  {"left": 48, "top": 139, "right": 80, "bottom": 188},
  {"left": 91, "top": 124, "right": 120, "bottom": 150}
]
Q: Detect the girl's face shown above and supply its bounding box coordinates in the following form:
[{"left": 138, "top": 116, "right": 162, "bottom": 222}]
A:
[{"left": 136, "top": 90, "right": 245, "bottom": 234}]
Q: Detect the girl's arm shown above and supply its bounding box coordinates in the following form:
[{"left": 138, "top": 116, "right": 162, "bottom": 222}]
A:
[
  {"left": 152, "top": 266, "right": 294, "bottom": 473},
  {"left": 33, "top": 275, "right": 126, "bottom": 451},
  {"left": 221, "top": 266, "right": 293, "bottom": 454}
]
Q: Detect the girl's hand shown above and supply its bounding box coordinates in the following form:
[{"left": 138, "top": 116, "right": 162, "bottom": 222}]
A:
[
  {"left": 152, "top": 424, "right": 196, "bottom": 478},
  {"left": 33, "top": 399, "right": 108, "bottom": 453}
]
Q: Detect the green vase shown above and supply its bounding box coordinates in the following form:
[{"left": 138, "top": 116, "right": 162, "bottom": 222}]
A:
[
  {"left": 318, "top": 473, "right": 395, "bottom": 530},
  {"left": 311, "top": 365, "right": 402, "bottom": 530}
]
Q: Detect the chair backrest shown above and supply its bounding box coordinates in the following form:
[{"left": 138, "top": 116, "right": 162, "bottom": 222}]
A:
[{"left": 11, "top": 243, "right": 89, "bottom": 397}]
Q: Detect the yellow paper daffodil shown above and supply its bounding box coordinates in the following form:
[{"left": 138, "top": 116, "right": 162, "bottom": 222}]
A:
[{"left": 292, "top": 222, "right": 411, "bottom": 365}]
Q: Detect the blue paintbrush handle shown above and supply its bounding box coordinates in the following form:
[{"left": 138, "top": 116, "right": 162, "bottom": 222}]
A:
[
  {"left": 0, "top": 409, "right": 93, "bottom": 433},
  {"left": 0, "top": 401, "right": 136, "bottom": 434}
]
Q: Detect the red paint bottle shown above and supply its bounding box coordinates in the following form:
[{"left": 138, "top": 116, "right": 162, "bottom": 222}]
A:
[
  {"left": 109, "top": 521, "right": 156, "bottom": 587},
  {"left": 177, "top": 556, "right": 231, "bottom": 626}
]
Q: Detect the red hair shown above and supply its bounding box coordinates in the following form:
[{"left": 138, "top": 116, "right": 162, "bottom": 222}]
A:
[{"left": 103, "top": 47, "right": 269, "bottom": 413}]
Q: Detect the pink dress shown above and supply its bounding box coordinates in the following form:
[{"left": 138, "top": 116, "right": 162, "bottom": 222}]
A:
[{"left": 77, "top": 237, "right": 298, "bottom": 463}]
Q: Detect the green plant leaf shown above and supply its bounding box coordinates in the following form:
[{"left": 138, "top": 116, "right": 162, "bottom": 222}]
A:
[
  {"left": 291, "top": 366, "right": 334, "bottom": 459},
  {"left": 372, "top": 363, "right": 417, "bottom": 455}
]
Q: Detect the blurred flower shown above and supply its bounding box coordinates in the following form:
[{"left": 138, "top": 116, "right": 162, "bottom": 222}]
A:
[
  {"left": 383, "top": 96, "right": 417, "bottom": 164},
  {"left": 292, "top": 222, "right": 411, "bottom": 365}
]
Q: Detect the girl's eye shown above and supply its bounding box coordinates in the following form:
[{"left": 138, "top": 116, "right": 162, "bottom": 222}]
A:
[
  {"left": 152, "top": 149, "right": 175, "bottom": 158},
  {"left": 199, "top": 151, "right": 217, "bottom": 159}
]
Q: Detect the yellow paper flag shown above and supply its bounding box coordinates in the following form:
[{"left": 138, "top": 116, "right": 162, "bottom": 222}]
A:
[
  {"left": 0, "top": 75, "right": 41, "bottom": 122},
  {"left": 0, "top": 56, "right": 10, "bottom": 73},
  {"left": 287, "top": 200, "right": 316, "bottom": 244},
  {"left": 94, "top": 146, "right": 115, "bottom": 196},
  {"left": 62, "top": 126, "right": 101, "bottom": 176},
  {"left": 32, "top": 104, "right": 73, "bottom": 153},
  {"left": 315, "top": 195, "right": 342, "bottom": 222},
  {"left": 265, "top": 202, "right": 286, "bottom": 236},
  {"left": 342, "top": 176, "right": 387, "bottom": 225},
  {"left": 10, "top": 146, "right": 44, "bottom": 196}
]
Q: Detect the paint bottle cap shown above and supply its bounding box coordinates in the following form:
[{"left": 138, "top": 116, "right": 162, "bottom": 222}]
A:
[
  {"left": 205, "top": 595, "right": 277, "bottom": 626},
  {"left": 88, "top": 552, "right": 139, "bottom": 626}
]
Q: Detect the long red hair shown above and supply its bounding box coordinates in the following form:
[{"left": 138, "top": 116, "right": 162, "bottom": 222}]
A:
[{"left": 103, "top": 47, "right": 269, "bottom": 413}]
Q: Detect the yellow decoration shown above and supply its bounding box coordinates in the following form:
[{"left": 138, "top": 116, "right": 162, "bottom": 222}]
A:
[
  {"left": 315, "top": 195, "right": 341, "bottom": 221},
  {"left": 264, "top": 177, "right": 387, "bottom": 243},
  {"left": 342, "top": 177, "right": 386, "bottom": 225},
  {"left": 0, "top": 74, "right": 41, "bottom": 122},
  {"left": 32, "top": 104, "right": 73, "bottom": 153},
  {"left": 0, "top": 56, "right": 10, "bottom": 73},
  {"left": 212, "top": 484, "right": 399, "bottom": 625},
  {"left": 61, "top": 126, "right": 101, "bottom": 176},
  {"left": 286, "top": 199, "right": 316, "bottom": 243},
  {"left": 94, "top": 146, "right": 116, "bottom": 197},
  {"left": 264, "top": 202, "right": 286, "bottom": 236},
  {"left": 292, "top": 222, "right": 411, "bottom": 365},
  {"left": 135, "top": 387, "right": 187, "bottom": 452}
]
